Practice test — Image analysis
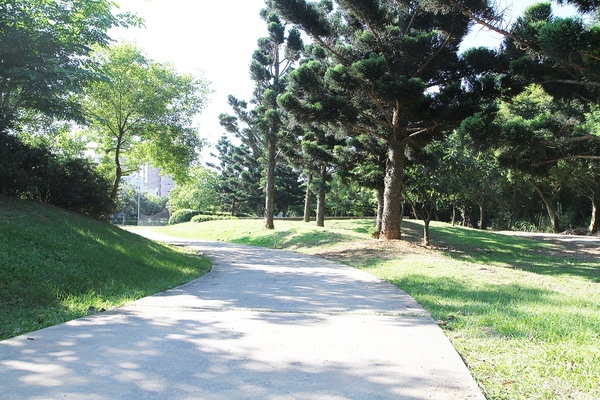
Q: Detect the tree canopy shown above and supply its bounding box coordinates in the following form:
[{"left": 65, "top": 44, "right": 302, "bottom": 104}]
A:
[
  {"left": 0, "top": 0, "right": 138, "bottom": 127},
  {"left": 272, "top": 0, "right": 500, "bottom": 239},
  {"left": 83, "top": 43, "right": 211, "bottom": 201}
]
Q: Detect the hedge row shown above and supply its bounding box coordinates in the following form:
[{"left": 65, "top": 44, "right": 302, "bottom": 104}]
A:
[{"left": 168, "top": 209, "right": 238, "bottom": 225}]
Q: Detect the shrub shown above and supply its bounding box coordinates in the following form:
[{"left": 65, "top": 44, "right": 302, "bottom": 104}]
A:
[
  {"left": 168, "top": 209, "right": 199, "bottom": 225},
  {"left": 190, "top": 213, "right": 238, "bottom": 223},
  {"left": 0, "top": 131, "right": 114, "bottom": 218}
]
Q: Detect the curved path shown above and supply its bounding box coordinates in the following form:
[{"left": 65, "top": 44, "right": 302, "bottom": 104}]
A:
[{"left": 1, "top": 232, "right": 484, "bottom": 399}]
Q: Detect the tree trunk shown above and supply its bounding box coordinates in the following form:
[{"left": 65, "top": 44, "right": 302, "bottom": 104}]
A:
[
  {"left": 264, "top": 138, "right": 276, "bottom": 230},
  {"left": 451, "top": 203, "right": 457, "bottom": 226},
  {"left": 316, "top": 166, "right": 326, "bottom": 227},
  {"left": 477, "top": 200, "right": 485, "bottom": 230},
  {"left": 316, "top": 186, "right": 325, "bottom": 227},
  {"left": 381, "top": 141, "right": 406, "bottom": 240},
  {"left": 423, "top": 219, "right": 431, "bottom": 247},
  {"left": 110, "top": 134, "right": 125, "bottom": 203},
  {"left": 375, "top": 187, "right": 384, "bottom": 233},
  {"left": 531, "top": 181, "right": 561, "bottom": 233},
  {"left": 111, "top": 158, "right": 122, "bottom": 203},
  {"left": 303, "top": 173, "right": 312, "bottom": 223},
  {"left": 589, "top": 195, "right": 599, "bottom": 234}
]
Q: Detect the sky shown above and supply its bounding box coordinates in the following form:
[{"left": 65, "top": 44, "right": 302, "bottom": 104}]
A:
[{"left": 112, "top": 0, "right": 577, "bottom": 158}]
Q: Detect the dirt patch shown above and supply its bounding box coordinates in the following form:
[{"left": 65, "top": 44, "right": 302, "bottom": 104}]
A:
[
  {"left": 310, "top": 223, "right": 600, "bottom": 265},
  {"left": 496, "top": 231, "right": 600, "bottom": 262}
]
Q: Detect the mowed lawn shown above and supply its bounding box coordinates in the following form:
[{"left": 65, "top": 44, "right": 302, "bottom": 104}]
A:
[
  {"left": 137, "top": 218, "right": 600, "bottom": 400},
  {"left": 0, "top": 197, "right": 211, "bottom": 340}
]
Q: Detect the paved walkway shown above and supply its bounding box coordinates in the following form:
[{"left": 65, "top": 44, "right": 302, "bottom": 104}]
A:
[{"left": 1, "top": 232, "right": 485, "bottom": 399}]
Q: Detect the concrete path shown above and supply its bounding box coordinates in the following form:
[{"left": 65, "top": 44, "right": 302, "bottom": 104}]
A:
[{"left": 1, "top": 233, "right": 485, "bottom": 400}]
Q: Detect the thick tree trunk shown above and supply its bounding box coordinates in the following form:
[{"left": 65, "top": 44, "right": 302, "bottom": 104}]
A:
[
  {"left": 381, "top": 141, "right": 406, "bottom": 240},
  {"left": 303, "top": 173, "right": 312, "bottom": 223},
  {"left": 531, "top": 181, "right": 561, "bottom": 233},
  {"left": 375, "top": 187, "right": 384, "bottom": 233},
  {"left": 316, "top": 166, "right": 326, "bottom": 227},
  {"left": 316, "top": 186, "right": 325, "bottom": 227},
  {"left": 264, "top": 139, "right": 276, "bottom": 230}
]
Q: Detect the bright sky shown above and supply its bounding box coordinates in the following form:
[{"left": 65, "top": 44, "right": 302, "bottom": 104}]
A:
[{"left": 112, "top": 0, "right": 577, "bottom": 159}]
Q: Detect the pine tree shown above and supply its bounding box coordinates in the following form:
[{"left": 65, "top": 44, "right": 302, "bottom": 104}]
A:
[
  {"left": 221, "top": 5, "right": 303, "bottom": 229},
  {"left": 273, "top": 0, "right": 497, "bottom": 239}
]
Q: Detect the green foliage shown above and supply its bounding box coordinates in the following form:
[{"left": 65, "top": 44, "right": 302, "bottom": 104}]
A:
[
  {"left": 167, "top": 166, "right": 220, "bottom": 213},
  {"left": 273, "top": 0, "right": 501, "bottom": 239},
  {"left": 190, "top": 214, "right": 239, "bottom": 223},
  {"left": 168, "top": 209, "right": 200, "bottom": 225},
  {"left": 0, "top": 197, "right": 210, "bottom": 340},
  {"left": 83, "top": 43, "right": 211, "bottom": 200},
  {"left": 208, "top": 135, "right": 265, "bottom": 216},
  {"left": 504, "top": 1, "right": 600, "bottom": 104},
  {"left": 0, "top": 132, "right": 114, "bottom": 218},
  {"left": 0, "top": 0, "right": 138, "bottom": 127}
]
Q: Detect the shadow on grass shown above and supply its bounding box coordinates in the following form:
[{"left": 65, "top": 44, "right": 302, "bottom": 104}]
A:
[
  {"left": 232, "top": 228, "right": 359, "bottom": 250},
  {"left": 422, "top": 223, "right": 600, "bottom": 283},
  {"left": 383, "top": 273, "right": 599, "bottom": 341}
]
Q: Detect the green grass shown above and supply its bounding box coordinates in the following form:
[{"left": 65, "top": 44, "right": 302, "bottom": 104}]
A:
[
  {"left": 0, "top": 197, "right": 211, "bottom": 340},
  {"left": 141, "top": 218, "right": 600, "bottom": 400}
]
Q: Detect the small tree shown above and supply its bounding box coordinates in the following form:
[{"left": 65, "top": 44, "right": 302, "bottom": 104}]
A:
[
  {"left": 167, "top": 166, "right": 220, "bottom": 213},
  {"left": 83, "top": 43, "right": 210, "bottom": 202}
]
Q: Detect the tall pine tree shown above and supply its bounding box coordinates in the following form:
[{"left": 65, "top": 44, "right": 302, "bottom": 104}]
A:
[
  {"left": 220, "top": 6, "right": 302, "bottom": 229},
  {"left": 274, "top": 0, "right": 498, "bottom": 239}
]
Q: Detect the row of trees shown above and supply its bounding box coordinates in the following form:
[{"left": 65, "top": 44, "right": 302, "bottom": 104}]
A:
[
  {"left": 213, "top": 0, "right": 600, "bottom": 242},
  {"left": 1, "top": 0, "right": 210, "bottom": 218}
]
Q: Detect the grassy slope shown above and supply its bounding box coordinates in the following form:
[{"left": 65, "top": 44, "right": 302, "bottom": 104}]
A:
[
  {"left": 0, "top": 197, "right": 210, "bottom": 340},
  {"left": 140, "top": 218, "right": 600, "bottom": 400}
]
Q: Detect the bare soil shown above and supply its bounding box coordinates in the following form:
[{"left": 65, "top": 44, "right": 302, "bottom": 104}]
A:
[{"left": 311, "top": 222, "right": 600, "bottom": 265}]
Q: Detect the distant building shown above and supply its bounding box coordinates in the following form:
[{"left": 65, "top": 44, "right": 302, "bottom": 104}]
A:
[
  {"left": 123, "top": 165, "right": 175, "bottom": 198},
  {"left": 140, "top": 165, "right": 175, "bottom": 198}
]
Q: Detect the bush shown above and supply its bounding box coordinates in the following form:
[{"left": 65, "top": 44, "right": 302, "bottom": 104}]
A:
[
  {"left": 0, "top": 132, "right": 114, "bottom": 219},
  {"left": 191, "top": 213, "right": 238, "bottom": 223},
  {"left": 168, "top": 209, "right": 199, "bottom": 225}
]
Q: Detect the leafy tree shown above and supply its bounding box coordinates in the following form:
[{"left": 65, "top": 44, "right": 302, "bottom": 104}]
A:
[
  {"left": 16, "top": 111, "right": 88, "bottom": 158},
  {"left": 461, "top": 84, "right": 600, "bottom": 232},
  {"left": 167, "top": 166, "right": 220, "bottom": 213},
  {"left": 83, "top": 43, "right": 210, "bottom": 202},
  {"left": 0, "top": 0, "right": 137, "bottom": 127},
  {"left": 441, "top": 131, "right": 504, "bottom": 230},
  {"left": 404, "top": 148, "right": 443, "bottom": 246},
  {"left": 221, "top": 6, "right": 303, "bottom": 229},
  {"left": 0, "top": 129, "right": 113, "bottom": 218},
  {"left": 326, "top": 174, "right": 377, "bottom": 218},
  {"left": 274, "top": 0, "right": 500, "bottom": 240}
]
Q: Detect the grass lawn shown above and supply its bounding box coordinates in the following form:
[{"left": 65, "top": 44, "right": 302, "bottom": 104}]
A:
[
  {"left": 138, "top": 218, "right": 600, "bottom": 400},
  {"left": 0, "top": 197, "right": 211, "bottom": 340}
]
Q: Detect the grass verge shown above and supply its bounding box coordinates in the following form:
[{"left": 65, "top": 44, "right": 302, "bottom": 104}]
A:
[
  {"left": 0, "top": 197, "right": 211, "bottom": 340},
  {"left": 140, "top": 218, "right": 600, "bottom": 400}
]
